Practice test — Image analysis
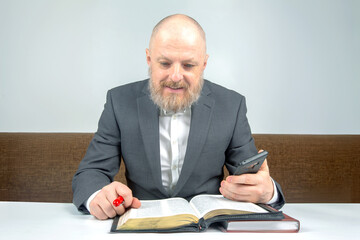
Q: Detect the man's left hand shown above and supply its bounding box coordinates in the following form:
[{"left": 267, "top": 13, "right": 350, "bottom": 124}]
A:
[{"left": 219, "top": 156, "right": 274, "bottom": 203}]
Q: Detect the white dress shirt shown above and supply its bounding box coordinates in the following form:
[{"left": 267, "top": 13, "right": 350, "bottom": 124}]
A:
[
  {"left": 86, "top": 108, "right": 278, "bottom": 211},
  {"left": 159, "top": 108, "right": 191, "bottom": 193}
]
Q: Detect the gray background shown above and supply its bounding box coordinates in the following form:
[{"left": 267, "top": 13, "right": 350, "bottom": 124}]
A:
[{"left": 1, "top": 0, "right": 359, "bottom": 133}]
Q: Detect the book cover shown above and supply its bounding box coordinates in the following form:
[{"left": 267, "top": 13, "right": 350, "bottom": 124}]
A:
[{"left": 219, "top": 213, "right": 300, "bottom": 233}]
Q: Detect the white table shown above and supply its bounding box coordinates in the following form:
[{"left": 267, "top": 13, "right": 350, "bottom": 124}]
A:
[{"left": 0, "top": 202, "right": 359, "bottom": 240}]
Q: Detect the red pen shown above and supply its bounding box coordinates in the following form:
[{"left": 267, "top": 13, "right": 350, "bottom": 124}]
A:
[{"left": 113, "top": 195, "right": 124, "bottom": 207}]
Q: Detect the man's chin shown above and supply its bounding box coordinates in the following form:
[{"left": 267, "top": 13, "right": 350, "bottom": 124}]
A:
[
  {"left": 149, "top": 78, "right": 203, "bottom": 112},
  {"left": 161, "top": 92, "right": 186, "bottom": 101},
  {"left": 160, "top": 95, "right": 188, "bottom": 112}
]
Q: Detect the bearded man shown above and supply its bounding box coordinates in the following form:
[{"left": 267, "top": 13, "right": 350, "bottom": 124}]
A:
[{"left": 72, "top": 14, "right": 285, "bottom": 220}]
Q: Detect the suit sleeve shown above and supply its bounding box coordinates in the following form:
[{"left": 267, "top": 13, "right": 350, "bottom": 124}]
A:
[
  {"left": 225, "top": 96, "right": 285, "bottom": 209},
  {"left": 225, "top": 96, "right": 258, "bottom": 173},
  {"left": 72, "top": 90, "right": 122, "bottom": 213}
]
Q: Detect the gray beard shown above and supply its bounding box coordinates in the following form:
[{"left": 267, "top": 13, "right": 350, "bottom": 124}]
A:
[{"left": 148, "top": 72, "right": 204, "bottom": 113}]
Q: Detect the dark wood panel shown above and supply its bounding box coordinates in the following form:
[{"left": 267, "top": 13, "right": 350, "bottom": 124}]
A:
[
  {"left": 0, "top": 133, "right": 92, "bottom": 202},
  {"left": 0, "top": 133, "right": 127, "bottom": 203},
  {"left": 253, "top": 134, "right": 360, "bottom": 203},
  {"left": 1, "top": 133, "right": 359, "bottom": 203}
]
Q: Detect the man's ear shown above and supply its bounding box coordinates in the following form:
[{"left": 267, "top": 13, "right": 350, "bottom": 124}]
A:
[
  {"left": 203, "top": 54, "right": 209, "bottom": 70},
  {"left": 146, "top": 48, "right": 151, "bottom": 66}
]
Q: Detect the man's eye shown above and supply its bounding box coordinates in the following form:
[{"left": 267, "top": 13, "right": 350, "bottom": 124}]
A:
[
  {"left": 160, "top": 62, "right": 170, "bottom": 67},
  {"left": 184, "top": 64, "right": 194, "bottom": 68}
]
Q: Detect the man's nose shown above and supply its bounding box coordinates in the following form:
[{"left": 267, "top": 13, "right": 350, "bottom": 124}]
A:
[{"left": 170, "top": 64, "right": 183, "bottom": 82}]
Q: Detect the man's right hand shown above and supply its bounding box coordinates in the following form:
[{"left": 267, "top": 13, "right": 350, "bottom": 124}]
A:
[{"left": 89, "top": 181, "right": 141, "bottom": 220}]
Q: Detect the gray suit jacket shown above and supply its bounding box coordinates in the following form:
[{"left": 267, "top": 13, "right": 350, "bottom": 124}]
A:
[{"left": 72, "top": 79, "right": 285, "bottom": 213}]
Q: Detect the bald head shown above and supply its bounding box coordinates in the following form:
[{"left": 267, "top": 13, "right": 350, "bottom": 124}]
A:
[
  {"left": 149, "top": 14, "right": 207, "bottom": 53},
  {"left": 145, "top": 14, "right": 209, "bottom": 113}
]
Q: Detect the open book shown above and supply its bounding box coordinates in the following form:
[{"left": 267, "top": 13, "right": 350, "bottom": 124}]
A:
[{"left": 111, "top": 194, "right": 284, "bottom": 233}]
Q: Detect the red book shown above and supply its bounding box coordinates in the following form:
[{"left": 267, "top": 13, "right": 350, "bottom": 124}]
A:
[{"left": 219, "top": 213, "right": 300, "bottom": 233}]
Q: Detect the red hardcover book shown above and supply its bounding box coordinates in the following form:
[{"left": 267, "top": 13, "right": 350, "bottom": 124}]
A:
[{"left": 219, "top": 213, "right": 300, "bottom": 233}]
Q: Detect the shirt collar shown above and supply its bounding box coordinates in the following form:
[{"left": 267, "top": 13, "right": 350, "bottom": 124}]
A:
[{"left": 160, "top": 107, "right": 190, "bottom": 116}]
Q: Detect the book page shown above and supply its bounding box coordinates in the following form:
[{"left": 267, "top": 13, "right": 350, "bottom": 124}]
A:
[
  {"left": 126, "top": 197, "right": 196, "bottom": 219},
  {"left": 189, "top": 194, "right": 268, "bottom": 219},
  {"left": 116, "top": 197, "right": 199, "bottom": 230}
]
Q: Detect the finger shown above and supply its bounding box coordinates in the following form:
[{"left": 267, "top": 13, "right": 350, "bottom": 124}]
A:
[
  {"left": 113, "top": 203, "right": 126, "bottom": 216},
  {"left": 98, "top": 194, "right": 117, "bottom": 218},
  {"left": 226, "top": 174, "right": 260, "bottom": 185},
  {"left": 105, "top": 193, "right": 126, "bottom": 216},
  {"left": 99, "top": 203, "right": 117, "bottom": 219},
  {"left": 106, "top": 190, "right": 122, "bottom": 207},
  {"left": 113, "top": 195, "right": 140, "bottom": 216},
  {"left": 222, "top": 179, "right": 257, "bottom": 196},
  {"left": 131, "top": 197, "right": 141, "bottom": 209},
  {"left": 220, "top": 181, "right": 253, "bottom": 202},
  {"left": 114, "top": 184, "right": 134, "bottom": 209},
  {"left": 90, "top": 193, "right": 116, "bottom": 220},
  {"left": 259, "top": 159, "right": 269, "bottom": 172},
  {"left": 90, "top": 203, "right": 108, "bottom": 220},
  {"left": 100, "top": 184, "right": 124, "bottom": 216}
]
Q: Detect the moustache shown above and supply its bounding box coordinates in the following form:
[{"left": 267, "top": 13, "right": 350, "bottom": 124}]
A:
[{"left": 160, "top": 80, "right": 189, "bottom": 90}]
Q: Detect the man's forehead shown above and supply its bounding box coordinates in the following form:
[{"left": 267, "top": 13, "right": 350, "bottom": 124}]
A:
[
  {"left": 156, "top": 55, "right": 198, "bottom": 63},
  {"left": 156, "top": 27, "right": 201, "bottom": 44},
  {"left": 151, "top": 30, "right": 206, "bottom": 56}
]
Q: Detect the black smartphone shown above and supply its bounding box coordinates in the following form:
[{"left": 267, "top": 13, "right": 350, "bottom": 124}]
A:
[{"left": 233, "top": 151, "right": 268, "bottom": 175}]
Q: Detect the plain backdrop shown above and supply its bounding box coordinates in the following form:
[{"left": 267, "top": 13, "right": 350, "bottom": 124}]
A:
[{"left": 0, "top": 0, "right": 359, "bottom": 134}]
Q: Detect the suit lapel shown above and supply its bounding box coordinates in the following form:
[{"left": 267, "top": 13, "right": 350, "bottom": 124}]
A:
[
  {"left": 172, "top": 84, "right": 214, "bottom": 196},
  {"left": 137, "top": 85, "right": 168, "bottom": 196}
]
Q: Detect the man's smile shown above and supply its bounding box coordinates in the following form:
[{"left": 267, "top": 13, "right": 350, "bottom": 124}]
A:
[{"left": 164, "top": 86, "right": 185, "bottom": 93}]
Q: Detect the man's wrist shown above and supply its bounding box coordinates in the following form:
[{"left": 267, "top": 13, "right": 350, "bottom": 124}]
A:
[{"left": 266, "top": 178, "right": 279, "bottom": 205}]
